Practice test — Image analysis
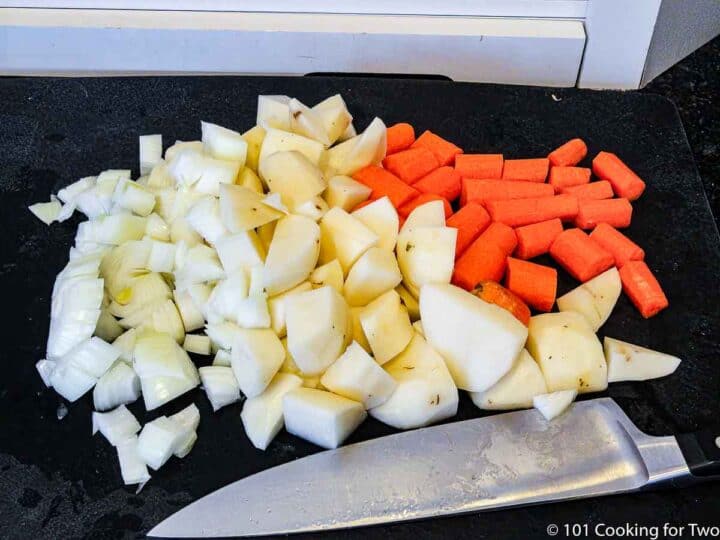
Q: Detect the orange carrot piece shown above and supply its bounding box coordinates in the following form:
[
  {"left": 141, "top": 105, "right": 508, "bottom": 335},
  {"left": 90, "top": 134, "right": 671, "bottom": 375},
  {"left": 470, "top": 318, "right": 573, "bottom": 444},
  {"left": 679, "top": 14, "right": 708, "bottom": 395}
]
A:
[
  {"left": 414, "top": 166, "right": 462, "bottom": 201},
  {"left": 472, "top": 281, "right": 531, "bottom": 326},
  {"left": 383, "top": 147, "right": 439, "bottom": 184},
  {"left": 575, "top": 198, "right": 633, "bottom": 229},
  {"left": 452, "top": 241, "right": 507, "bottom": 290},
  {"left": 502, "top": 158, "right": 550, "bottom": 183},
  {"left": 550, "top": 228, "right": 614, "bottom": 282},
  {"left": 446, "top": 203, "right": 491, "bottom": 257},
  {"left": 548, "top": 166, "right": 591, "bottom": 193},
  {"left": 589, "top": 223, "right": 645, "bottom": 267},
  {"left": 352, "top": 165, "right": 419, "bottom": 208},
  {"left": 486, "top": 194, "right": 578, "bottom": 227},
  {"left": 411, "top": 130, "right": 463, "bottom": 166},
  {"left": 461, "top": 179, "right": 554, "bottom": 206},
  {"left": 386, "top": 123, "right": 416, "bottom": 154},
  {"left": 514, "top": 218, "right": 564, "bottom": 259},
  {"left": 455, "top": 154, "right": 504, "bottom": 179},
  {"left": 505, "top": 258, "right": 557, "bottom": 312},
  {"left": 619, "top": 261, "right": 668, "bottom": 318},
  {"left": 397, "top": 193, "right": 452, "bottom": 219},
  {"left": 592, "top": 151, "right": 646, "bottom": 201},
  {"left": 561, "top": 180, "right": 614, "bottom": 200},
  {"left": 477, "top": 222, "right": 517, "bottom": 255},
  {"left": 548, "top": 138, "right": 587, "bottom": 167}
]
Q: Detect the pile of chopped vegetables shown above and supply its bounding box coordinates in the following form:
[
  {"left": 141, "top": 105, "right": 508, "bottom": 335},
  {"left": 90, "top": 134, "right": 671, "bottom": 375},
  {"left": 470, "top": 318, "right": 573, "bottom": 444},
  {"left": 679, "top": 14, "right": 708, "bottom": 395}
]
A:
[{"left": 29, "top": 93, "right": 681, "bottom": 488}]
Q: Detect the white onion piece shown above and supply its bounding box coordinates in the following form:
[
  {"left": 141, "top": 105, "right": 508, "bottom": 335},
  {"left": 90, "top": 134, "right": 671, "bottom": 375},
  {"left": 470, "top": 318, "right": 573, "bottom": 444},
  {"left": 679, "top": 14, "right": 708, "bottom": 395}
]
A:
[
  {"left": 134, "top": 332, "right": 199, "bottom": 410},
  {"left": 46, "top": 309, "right": 101, "bottom": 361},
  {"left": 174, "top": 244, "right": 224, "bottom": 287},
  {"left": 57, "top": 176, "right": 96, "bottom": 204},
  {"left": 137, "top": 416, "right": 185, "bottom": 470},
  {"left": 100, "top": 240, "right": 151, "bottom": 298},
  {"left": 108, "top": 273, "right": 171, "bottom": 319},
  {"left": 92, "top": 404, "right": 141, "bottom": 445},
  {"left": 213, "top": 349, "right": 232, "bottom": 367},
  {"left": 214, "top": 232, "right": 266, "bottom": 274},
  {"left": 147, "top": 240, "right": 176, "bottom": 273},
  {"left": 206, "top": 273, "right": 248, "bottom": 323},
  {"left": 75, "top": 174, "right": 119, "bottom": 218},
  {"left": 36, "top": 359, "right": 56, "bottom": 387},
  {"left": 113, "top": 180, "right": 156, "bottom": 217},
  {"left": 51, "top": 277, "right": 104, "bottom": 317},
  {"left": 29, "top": 200, "right": 62, "bottom": 225},
  {"left": 183, "top": 334, "right": 211, "bottom": 355},
  {"left": 56, "top": 201, "right": 77, "bottom": 222},
  {"left": 93, "top": 361, "right": 141, "bottom": 411},
  {"left": 95, "top": 309, "right": 124, "bottom": 342},
  {"left": 112, "top": 328, "right": 137, "bottom": 363},
  {"left": 165, "top": 140, "right": 204, "bottom": 162},
  {"left": 92, "top": 214, "right": 148, "bottom": 245},
  {"left": 167, "top": 149, "right": 206, "bottom": 187},
  {"left": 201, "top": 121, "right": 248, "bottom": 164},
  {"left": 145, "top": 212, "right": 170, "bottom": 241},
  {"left": 140, "top": 134, "right": 163, "bottom": 176},
  {"left": 61, "top": 336, "right": 120, "bottom": 378},
  {"left": 147, "top": 162, "right": 174, "bottom": 188},
  {"left": 236, "top": 295, "right": 270, "bottom": 329},
  {"left": 48, "top": 361, "right": 96, "bottom": 401},
  {"left": 185, "top": 196, "right": 228, "bottom": 244},
  {"left": 205, "top": 321, "right": 243, "bottom": 351},
  {"left": 116, "top": 435, "right": 151, "bottom": 485},
  {"left": 199, "top": 366, "right": 240, "bottom": 411},
  {"left": 167, "top": 404, "right": 199, "bottom": 458},
  {"left": 173, "top": 289, "right": 206, "bottom": 332},
  {"left": 57, "top": 253, "right": 103, "bottom": 280}
]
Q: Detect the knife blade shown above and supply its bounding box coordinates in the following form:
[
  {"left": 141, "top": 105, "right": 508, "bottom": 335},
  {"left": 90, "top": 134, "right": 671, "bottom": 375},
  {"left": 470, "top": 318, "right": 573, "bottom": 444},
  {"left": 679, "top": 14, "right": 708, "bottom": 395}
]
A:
[{"left": 148, "top": 398, "right": 714, "bottom": 538}]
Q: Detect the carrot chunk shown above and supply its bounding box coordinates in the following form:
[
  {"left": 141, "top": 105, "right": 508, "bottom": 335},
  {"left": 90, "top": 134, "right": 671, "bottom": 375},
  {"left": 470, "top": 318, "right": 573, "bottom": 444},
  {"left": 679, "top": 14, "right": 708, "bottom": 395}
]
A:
[
  {"left": 514, "top": 218, "right": 563, "bottom": 259},
  {"left": 548, "top": 138, "right": 587, "bottom": 167},
  {"left": 352, "top": 165, "right": 419, "bottom": 208},
  {"left": 386, "top": 123, "right": 416, "bottom": 154},
  {"left": 486, "top": 195, "right": 578, "bottom": 227},
  {"left": 455, "top": 154, "right": 503, "bottom": 179},
  {"left": 561, "top": 181, "right": 614, "bottom": 200},
  {"left": 452, "top": 241, "right": 507, "bottom": 290},
  {"left": 589, "top": 223, "right": 645, "bottom": 267},
  {"left": 505, "top": 258, "right": 557, "bottom": 312},
  {"left": 502, "top": 158, "right": 550, "bottom": 183},
  {"left": 414, "top": 166, "right": 462, "bottom": 201},
  {"left": 383, "top": 147, "right": 439, "bottom": 184},
  {"left": 397, "top": 193, "right": 452, "bottom": 219},
  {"left": 472, "top": 281, "right": 531, "bottom": 326},
  {"left": 411, "top": 130, "right": 463, "bottom": 166},
  {"left": 446, "top": 203, "right": 491, "bottom": 257},
  {"left": 575, "top": 198, "right": 633, "bottom": 229},
  {"left": 619, "top": 261, "right": 669, "bottom": 318},
  {"left": 460, "top": 179, "right": 554, "bottom": 206},
  {"left": 477, "top": 222, "right": 517, "bottom": 255},
  {"left": 549, "top": 228, "right": 614, "bottom": 282},
  {"left": 548, "top": 166, "right": 591, "bottom": 193},
  {"left": 592, "top": 151, "right": 646, "bottom": 201}
]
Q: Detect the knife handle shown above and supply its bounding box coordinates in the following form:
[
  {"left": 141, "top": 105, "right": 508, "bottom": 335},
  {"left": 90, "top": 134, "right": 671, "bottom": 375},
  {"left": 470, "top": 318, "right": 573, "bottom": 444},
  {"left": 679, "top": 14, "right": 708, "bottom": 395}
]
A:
[{"left": 677, "top": 427, "right": 720, "bottom": 477}]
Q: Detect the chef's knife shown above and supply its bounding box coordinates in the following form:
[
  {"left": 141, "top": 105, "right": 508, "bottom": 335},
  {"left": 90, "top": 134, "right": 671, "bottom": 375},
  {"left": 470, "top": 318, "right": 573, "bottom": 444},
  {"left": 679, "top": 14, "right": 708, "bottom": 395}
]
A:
[{"left": 149, "top": 398, "right": 719, "bottom": 538}]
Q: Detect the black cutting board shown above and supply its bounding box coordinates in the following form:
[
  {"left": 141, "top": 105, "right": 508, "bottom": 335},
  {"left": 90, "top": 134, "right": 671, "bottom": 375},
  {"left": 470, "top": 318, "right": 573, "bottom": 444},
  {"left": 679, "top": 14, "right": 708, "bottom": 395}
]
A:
[{"left": 0, "top": 77, "right": 718, "bottom": 540}]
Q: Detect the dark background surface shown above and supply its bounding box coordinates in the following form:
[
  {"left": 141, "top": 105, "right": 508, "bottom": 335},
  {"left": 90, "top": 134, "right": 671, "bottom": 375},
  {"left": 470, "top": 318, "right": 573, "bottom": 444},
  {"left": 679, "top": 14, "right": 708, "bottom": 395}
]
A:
[{"left": 1, "top": 39, "right": 719, "bottom": 539}]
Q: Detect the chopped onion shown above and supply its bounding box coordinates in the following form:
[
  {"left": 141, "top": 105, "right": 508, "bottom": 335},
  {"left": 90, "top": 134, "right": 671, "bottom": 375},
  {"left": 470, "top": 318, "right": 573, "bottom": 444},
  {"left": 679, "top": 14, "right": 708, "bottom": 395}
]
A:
[
  {"left": 57, "top": 176, "right": 96, "bottom": 204},
  {"left": 56, "top": 200, "right": 77, "bottom": 222},
  {"left": 212, "top": 349, "right": 232, "bottom": 367},
  {"left": 112, "top": 328, "right": 137, "bottom": 363},
  {"left": 48, "top": 361, "right": 97, "bottom": 401},
  {"left": 167, "top": 149, "right": 206, "bottom": 188},
  {"left": 185, "top": 196, "right": 228, "bottom": 244},
  {"left": 201, "top": 121, "right": 248, "bottom": 164},
  {"left": 134, "top": 332, "right": 199, "bottom": 410},
  {"left": 92, "top": 404, "right": 141, "bottom": 445},
  {"left": 169, "top": 403, "right": 201, "bottom": 457},
  {"left": 147, "top": 239, "right": 176, "bottom": 273},
  {"left": 206, "top": 273, "right": 248, "bottom": 323},
  {"left": 147, "top": 162, "right": 173, "bottom": 189},
  {"left": 165, "top": 140, "right": 204, "bottom": 162},
  {"left": 199, "top": 366, "right": 240, "bottom": 411},
  {"left": 95, "top": 308, "right": 124, "bottom": 342},
  {"left": 108, "top": 272, "right": 171, "bottom": 319},
  {"left": 137, "top": 416, "right": 185, "bottom": 470},
  {"left": 46, "top": 309, "right": 101, "bottom": 361},
  {"left": 173, "top": 244, "right": 224, "bottom": 287},
  {"left": 139, "top": 299, "right": 186, "bottom": 343},
  {"left": 61, "top": 336, "right": 120, "bottom": 378},
  {"left": 247, "top": 265, "right": 265, "bottom": 296},
  {"left": 183, "top": 334, "right": 211, "bottom": 355},
  {"left": 75, "top": 174, "right": 119, "bottom": 218},
  {"left": 29, "top": 200, "right": 62, "bottom": 225},
  {"left": 214, "top": 232, "right": 266, "bottom": 274},
  {"left": 100, "top": 240, "right": 151, "bottom": 298},
  {"left": 205, "top": 321, "right": 243, "bottom": 351},
  {"left": 92, "top": 214, "right": 148, "bottom": 245},
  {"left": 145, "top": 212, "right": 170, "bottom": 241},
  {"left": 236, "top": 295, "right": 270, "bottom": 329},
  {"left": 36, "top": 359, "right": 56, "bottom": 387},
  {"left": 139, "top": 134, "right": 163, "bottom": 176},
  {"left": 116, "top": 435, "right": 151, "bottom": 485},
  {"left": 113, "top": 180, "right": 156, "bottom": 216},
  {"left": 173, "top": 289, "right": 206, "bottom": 332},
  {"left": 52, "top": 277, "right": 104, "bottom": 317},
  {"left": 93, "top": 361, "right": 141, "bottom": 411}
]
